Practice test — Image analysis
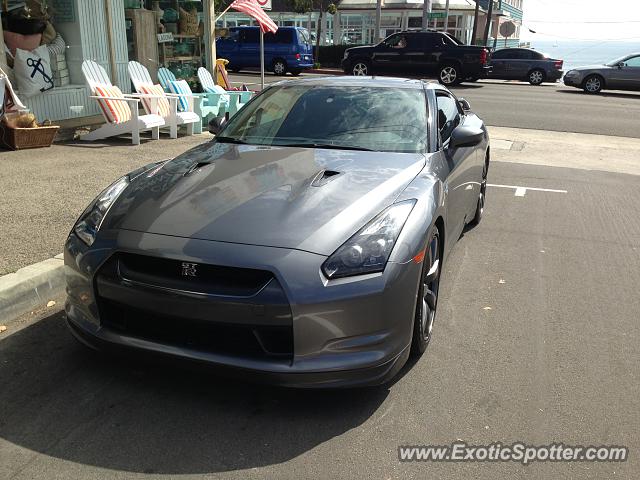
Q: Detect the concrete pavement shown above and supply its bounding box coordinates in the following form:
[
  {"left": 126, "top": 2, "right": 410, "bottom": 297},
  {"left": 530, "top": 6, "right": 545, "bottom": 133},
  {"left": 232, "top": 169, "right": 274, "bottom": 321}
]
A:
[{"left": 1, "top": 156, "right": 639, "bottom": 479}]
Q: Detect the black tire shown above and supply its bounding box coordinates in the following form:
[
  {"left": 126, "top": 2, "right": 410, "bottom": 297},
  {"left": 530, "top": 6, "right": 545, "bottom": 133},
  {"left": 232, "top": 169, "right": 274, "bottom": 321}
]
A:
[
  {"left": 289, "top": 69, "right": 302, "bottom": 76},
  {"left": 229, "top": 67, "right": 241, "bottom": 73},
  {"left": 350, "top": 59, "right": 371, "bottom": 76},
  {"left": 583, "top": 74, "right": 604, "bottom": 94},
  {"left": 410, "top": 226, "right": 442, "bottom": 357},
  {"left": 528, "top": 69, "right": 545, "bottom": 85},
  {"left": 438, "top": 63, "right": 461, "bottom": 86},
  {"left": 272, "top": 59, "right": 287, "bottom": 76},
  {"left": 469, "top": 156, "right": 488, "bottom": 226}
]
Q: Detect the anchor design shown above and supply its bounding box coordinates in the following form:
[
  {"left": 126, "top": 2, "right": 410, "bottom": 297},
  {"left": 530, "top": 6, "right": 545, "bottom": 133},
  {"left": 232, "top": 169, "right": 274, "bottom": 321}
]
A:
[{"left": 27, "top": 57, "right": 55, "bottom": 92}]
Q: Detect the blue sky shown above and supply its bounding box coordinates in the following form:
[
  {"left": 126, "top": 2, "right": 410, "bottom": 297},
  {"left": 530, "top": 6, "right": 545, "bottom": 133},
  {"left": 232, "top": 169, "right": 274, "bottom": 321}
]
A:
[{"left": 521, "top": 0, "right": 640, "bottom": 41}]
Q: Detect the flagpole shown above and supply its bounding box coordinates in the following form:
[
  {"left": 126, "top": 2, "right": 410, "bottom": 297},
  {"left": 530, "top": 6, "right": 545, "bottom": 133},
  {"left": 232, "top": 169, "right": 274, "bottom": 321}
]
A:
[
  {"left": 260, "top": 29, "right": 265, "bottom": 90},
  {"left": 215, "top": 4, "right": 232, "bottom": 22}
]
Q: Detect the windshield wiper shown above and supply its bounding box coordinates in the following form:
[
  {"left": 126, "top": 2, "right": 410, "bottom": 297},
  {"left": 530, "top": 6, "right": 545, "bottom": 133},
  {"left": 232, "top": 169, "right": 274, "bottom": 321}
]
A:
[
  {"left": 215, "top": 136, "right": 246, "bottom": 144},
  {"left": 277, "top": 142, "right": 373, "bottom": 151}
]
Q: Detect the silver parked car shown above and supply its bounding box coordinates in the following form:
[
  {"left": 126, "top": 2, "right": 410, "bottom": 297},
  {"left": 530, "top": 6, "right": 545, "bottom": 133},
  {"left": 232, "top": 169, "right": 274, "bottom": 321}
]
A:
[
  {"left": 564, "top": 53, "right": 640, "bottom": 93},
  {"left": 65, "top": 77, "right": 490, "bottom": 388}
]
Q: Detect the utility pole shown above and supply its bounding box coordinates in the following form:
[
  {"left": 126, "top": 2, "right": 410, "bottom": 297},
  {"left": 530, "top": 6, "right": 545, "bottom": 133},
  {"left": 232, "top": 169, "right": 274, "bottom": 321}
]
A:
[
  {"left": 422, "top": 0, "right": 431, "bottom": 30},
  {"left": 482, "top": 0, "right": 494, "bottom": 46},
  {"left": 375, "top": 0, "right": 382, "bottom": 42},
  {"left": 471, "top": 0, "right": 480, "bottom": 45},
  {"left": 444, "top": 0, "right": 450, "bottom": 32}
]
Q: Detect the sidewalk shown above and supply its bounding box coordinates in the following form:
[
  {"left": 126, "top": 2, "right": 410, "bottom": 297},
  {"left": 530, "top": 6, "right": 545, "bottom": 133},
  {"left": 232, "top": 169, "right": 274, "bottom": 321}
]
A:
[{"left": 0, "top": 134, "right": 209, "bottom": 276}]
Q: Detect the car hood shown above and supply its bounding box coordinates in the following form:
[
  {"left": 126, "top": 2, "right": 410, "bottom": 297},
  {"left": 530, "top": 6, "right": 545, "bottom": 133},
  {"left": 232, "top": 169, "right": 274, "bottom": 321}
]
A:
[
  {"left": 106, "top": 141, "right": 425, "bottom": 256},
  {"left": 346, "top": 45, "right": 374, "bottom": 54},
  {"left": 570, "top": 64, "right": 611, "bottom": 72}
]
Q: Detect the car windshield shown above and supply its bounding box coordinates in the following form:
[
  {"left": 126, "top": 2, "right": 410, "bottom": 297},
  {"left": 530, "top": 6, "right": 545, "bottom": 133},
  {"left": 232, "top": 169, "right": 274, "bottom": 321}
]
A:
[
  {"left": 606, "top": 55, "right": 629, "bottom": 66},
  {"left": 217, "top": 85, "right": 428, "bottom": 153}
]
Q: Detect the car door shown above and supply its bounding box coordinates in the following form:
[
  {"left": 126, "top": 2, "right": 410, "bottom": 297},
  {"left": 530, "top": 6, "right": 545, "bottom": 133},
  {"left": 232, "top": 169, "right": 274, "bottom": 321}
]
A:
[
  {"left": 238, "top": 28, "right": 260, "bottom": 68},
  {"left": 609, "top": 55, "right": 640, "bottom": 90},
  {"left": 505, "top": 49, "right": 532, "bottom": 80},
  {"left": 490, "top": 49, "right": 511, "bottom": 79},
  {"left": 436, "top": 92, "right": 475, "bottom": 237},
  {"left": 371, "top": 33, "right": 407, "bottom": 72}
]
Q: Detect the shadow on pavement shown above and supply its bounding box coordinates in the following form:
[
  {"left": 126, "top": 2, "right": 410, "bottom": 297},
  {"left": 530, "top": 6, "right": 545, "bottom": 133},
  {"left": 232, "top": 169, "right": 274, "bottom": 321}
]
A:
[
  {"left": 556, "top": 89, "right": 640, "bottom": 100},
  {"left": 0, "top": 311, "right": 389, "bottom": 475}
]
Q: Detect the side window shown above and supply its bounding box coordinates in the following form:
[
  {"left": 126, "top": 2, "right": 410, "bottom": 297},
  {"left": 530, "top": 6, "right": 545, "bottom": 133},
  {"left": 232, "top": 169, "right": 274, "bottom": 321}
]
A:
[
  {"left": 436, "top": 93, "right": 462, "bottom": 144},
  {"left": 384, "top": 34, "right": 406, "bottom": 49},
  {"left": 624, "top": 56, "right": 640, "bottom": 67},
  {"left": 240, "top": 28, "right": 259, "bottom": 44},
  {"left": 492, "top": 49, "right": 509, "bottom": 59}
]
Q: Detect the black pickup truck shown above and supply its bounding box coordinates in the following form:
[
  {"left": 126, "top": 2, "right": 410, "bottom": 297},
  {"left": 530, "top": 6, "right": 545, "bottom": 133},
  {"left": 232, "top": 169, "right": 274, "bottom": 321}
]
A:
[{"left": 341, "top": 30, "right": 492, "bottom": 86}]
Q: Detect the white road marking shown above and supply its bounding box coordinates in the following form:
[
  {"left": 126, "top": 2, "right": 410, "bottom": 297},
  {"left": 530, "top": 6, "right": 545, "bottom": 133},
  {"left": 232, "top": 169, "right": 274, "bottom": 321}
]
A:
[{"left": 488, "top": 184, "right": 568, "bottom": 197}]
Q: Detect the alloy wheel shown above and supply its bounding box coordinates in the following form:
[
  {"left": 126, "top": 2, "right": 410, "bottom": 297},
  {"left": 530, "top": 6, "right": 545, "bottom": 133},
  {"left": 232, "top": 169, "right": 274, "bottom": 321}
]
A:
[
  {"left": 419, "top": 231, "right": 440, "bottom": 343},
  {"left": 585, "top": 76, "right": 602, "bottom": 93},
  {"left": 440, "top": 66, "right": 457, "bottom": 85},
  {"left": 529, "top": 70, "right": 544, "bottom": 85},
  {"left": 352, "top": 62, "right": 368, "bottom": 76},
  {"left": 273, "top": 61, "right": 286, "bottom": 75}
]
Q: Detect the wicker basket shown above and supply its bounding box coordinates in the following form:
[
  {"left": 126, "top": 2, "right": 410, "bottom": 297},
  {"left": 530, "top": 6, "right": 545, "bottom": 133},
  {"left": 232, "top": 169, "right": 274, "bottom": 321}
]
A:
[
  {"left": 179, "top": 7, "right": 200, "bottom": 35},
  {"left": 0, "top": 124, "right": 59, "bottom": 150}
]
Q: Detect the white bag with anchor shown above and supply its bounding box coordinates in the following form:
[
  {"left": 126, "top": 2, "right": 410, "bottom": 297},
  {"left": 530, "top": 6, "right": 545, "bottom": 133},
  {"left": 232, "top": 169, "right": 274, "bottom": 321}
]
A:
[{"left": 13, "top": 45, "right": 55, "bottom": 98}]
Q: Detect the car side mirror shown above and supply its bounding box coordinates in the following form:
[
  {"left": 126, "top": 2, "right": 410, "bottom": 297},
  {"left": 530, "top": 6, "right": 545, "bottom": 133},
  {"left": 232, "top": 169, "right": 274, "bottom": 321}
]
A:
[
  {"left": 458, "top": 98, "right": 471, "bottom": 111},
  {"left": 449, "top": 125, "right": 483, "bottom": 149},
  {"left": 208, "top": 116, "right": 227, "bottom": 135},
  {"left": 618, "top": 62, "right": 625, "bottom": 69}
]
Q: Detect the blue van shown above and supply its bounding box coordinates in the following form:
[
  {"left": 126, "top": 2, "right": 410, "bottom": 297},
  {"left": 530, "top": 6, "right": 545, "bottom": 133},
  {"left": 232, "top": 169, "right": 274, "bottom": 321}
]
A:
[{"left": 216, "top": 26, "right": 314, "bottom": 76}]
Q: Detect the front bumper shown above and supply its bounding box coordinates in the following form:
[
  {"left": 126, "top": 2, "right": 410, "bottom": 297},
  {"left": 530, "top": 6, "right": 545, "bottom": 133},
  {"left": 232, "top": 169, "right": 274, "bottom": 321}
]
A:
[
  {"left": 64, "top": 229, "right": 421, "bottom": 388},
  {"left": 563, "top": 74, "right": 582, "bottom": 87}
]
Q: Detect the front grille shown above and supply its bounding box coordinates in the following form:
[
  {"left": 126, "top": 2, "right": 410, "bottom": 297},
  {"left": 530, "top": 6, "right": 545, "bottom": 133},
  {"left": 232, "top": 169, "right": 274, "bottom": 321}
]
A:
[
  {"left": 100, "top": 299, "right": 293, "bottom": 360},
  {"left": 117, "top": 252, "right": 273, "bottom": 297},
  {"left": 95, "top": 253, "right": 293, "bottom": 361}
]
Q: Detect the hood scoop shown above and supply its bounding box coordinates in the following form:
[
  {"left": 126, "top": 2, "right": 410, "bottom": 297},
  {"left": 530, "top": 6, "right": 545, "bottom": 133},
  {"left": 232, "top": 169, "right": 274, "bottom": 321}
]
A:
[{"left": 311, "top": 169, "right": 342, "bottom": 187}]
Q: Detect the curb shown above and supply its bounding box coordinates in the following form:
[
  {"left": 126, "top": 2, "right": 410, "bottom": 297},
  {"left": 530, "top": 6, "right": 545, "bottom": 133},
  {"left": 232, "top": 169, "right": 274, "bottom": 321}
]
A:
[{"left": 0, "top": 253, "right": 65, "bottom": 325}]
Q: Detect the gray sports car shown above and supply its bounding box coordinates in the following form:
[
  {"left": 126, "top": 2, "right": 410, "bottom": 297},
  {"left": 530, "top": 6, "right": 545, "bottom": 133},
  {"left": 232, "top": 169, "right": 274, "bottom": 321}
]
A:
[
  {"left": 64, "top": 77, "right": 490, "bottom": 387},
  {"left": 564, "top": 53, "right": 640, "bottom": 93}
]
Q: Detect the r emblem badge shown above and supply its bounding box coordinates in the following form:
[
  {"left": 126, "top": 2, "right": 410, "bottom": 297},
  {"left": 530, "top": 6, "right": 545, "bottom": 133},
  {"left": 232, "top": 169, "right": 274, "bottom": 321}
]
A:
[{"left": 181, "top": 262, "right": 198, "bottom": 277}]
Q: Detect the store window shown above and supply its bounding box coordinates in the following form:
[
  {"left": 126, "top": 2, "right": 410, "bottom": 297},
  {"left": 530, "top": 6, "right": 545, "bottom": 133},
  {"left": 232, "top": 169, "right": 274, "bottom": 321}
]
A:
[
  {"left": 126, "top": 1, "right": 208, "bottom": 90},
  {"left": 1, "top": 1, "right": 71, "bottom": 97}
]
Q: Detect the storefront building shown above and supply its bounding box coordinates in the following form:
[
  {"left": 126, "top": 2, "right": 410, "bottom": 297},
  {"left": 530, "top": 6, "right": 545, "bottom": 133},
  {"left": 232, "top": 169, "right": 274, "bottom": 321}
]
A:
[
  {"left": 1, "top": 0, "right": 217, "bottom": 124},
  {"left": 477, "top": 0, "right": 524, "bottom": 47}
]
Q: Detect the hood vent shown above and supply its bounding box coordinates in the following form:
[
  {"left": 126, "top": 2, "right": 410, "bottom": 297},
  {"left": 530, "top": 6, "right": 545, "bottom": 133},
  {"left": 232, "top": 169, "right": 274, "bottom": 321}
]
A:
[{"left": 311, "top": 169, "right": 342, "bottom": 187}]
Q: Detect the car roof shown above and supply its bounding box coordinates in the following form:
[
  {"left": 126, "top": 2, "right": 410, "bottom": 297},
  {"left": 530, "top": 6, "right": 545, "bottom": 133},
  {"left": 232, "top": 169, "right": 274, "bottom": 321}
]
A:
[{"left": 268, "top": 75, "right": 438, "bottom": 90}]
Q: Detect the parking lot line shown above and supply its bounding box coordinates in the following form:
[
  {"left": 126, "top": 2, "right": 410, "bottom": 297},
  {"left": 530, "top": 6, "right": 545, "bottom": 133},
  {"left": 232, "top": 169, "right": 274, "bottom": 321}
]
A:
[{"left": 488, "top": 184, "right": 568, "bottom": 197}]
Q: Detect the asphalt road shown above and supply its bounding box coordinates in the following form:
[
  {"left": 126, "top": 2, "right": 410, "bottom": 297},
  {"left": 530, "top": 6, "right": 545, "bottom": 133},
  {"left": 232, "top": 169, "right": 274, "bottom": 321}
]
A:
[
  {"left": 2, "top": 159, "right": 639, "bottom": 479},
  {"left": 228, "top": 72, "right": 640, "bottom": 138}
]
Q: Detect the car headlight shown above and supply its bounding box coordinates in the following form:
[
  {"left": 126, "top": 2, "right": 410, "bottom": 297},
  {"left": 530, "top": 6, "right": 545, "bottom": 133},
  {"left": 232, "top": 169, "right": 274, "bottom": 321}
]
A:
[
  {"left": 322, "top": 200, "right": 416, "bottom": 279},
  {"left": 74, "top": 176, "right": 129, "bottom": 246}
]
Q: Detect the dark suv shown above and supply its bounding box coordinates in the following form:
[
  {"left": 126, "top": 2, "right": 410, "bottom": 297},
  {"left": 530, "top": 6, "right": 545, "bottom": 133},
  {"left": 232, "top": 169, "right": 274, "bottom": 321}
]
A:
[{"left": 341, "top": 30, "right": 491, "bottom": 86}]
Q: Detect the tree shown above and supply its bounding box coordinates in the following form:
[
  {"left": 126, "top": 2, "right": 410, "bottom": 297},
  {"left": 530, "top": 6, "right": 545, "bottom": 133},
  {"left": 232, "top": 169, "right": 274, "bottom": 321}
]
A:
[
  {"left": 471, "top": 0, "right": 480, "bottom": 45},
  {"left": 287, "top": 0, "right": 337, "bottom": 63}
]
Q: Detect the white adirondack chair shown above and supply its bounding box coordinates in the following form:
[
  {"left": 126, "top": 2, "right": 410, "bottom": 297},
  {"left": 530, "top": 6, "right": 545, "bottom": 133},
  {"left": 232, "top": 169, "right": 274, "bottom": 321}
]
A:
[
  {"left": 157, "top": 67, "right": 228, "bottom": 134},
  {"left": 197, "top": 67, "right": 250, "bottom": 117},
  {"left": 81, "top": 60, "right": 164, "bottom": 145},
  {"left": 128, "top": 61, "right": 199, "bottom": 138}
]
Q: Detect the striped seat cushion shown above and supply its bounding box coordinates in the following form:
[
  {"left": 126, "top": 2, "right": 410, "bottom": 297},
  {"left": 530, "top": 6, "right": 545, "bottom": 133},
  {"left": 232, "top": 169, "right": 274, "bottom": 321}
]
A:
[
  {"left": 94, "top": 85, "right": 132, "bottom": 124},
  {"left": 167, "top": 80, "right": 192, "bottom": 112},
  {"left": 139, "top": 84, "right": 171, "bottom": 117}
]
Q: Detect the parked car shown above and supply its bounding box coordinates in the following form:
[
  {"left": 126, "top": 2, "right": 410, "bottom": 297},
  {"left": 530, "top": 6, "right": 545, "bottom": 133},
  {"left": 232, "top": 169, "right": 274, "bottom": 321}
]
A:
[
  {"left": 341, "top": 30, "right": 492, "bottom": 86},
  {"left": 65, "top": 77, "right": 490, "bottom": 388},
  {"left": 488, "top": 48, "right": 563, "bottom": 84},
  {"left": 564, "top": 53, "right": 640, "bottom": 94},
  {"left": 216, "top": 26, "right": 314, "bottom": 76}
]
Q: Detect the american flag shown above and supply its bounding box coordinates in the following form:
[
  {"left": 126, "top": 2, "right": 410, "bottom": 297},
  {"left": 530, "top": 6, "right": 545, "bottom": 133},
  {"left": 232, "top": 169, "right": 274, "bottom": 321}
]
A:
[{"left": 229, "top": 0, "right": 278, "bottom": 34}]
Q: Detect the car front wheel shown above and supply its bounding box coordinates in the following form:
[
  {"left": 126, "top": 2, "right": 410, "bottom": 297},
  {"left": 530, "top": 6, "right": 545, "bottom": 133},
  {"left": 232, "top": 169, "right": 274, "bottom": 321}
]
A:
[
  {"left": 583, "top": 74, "right": 604, "bottom": 94},
  {"left": 411, "top": 226, "right": 441, "bottom": 357},
  {"left": 351, "top": 60, "right": 370, "bottom": 76}
]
